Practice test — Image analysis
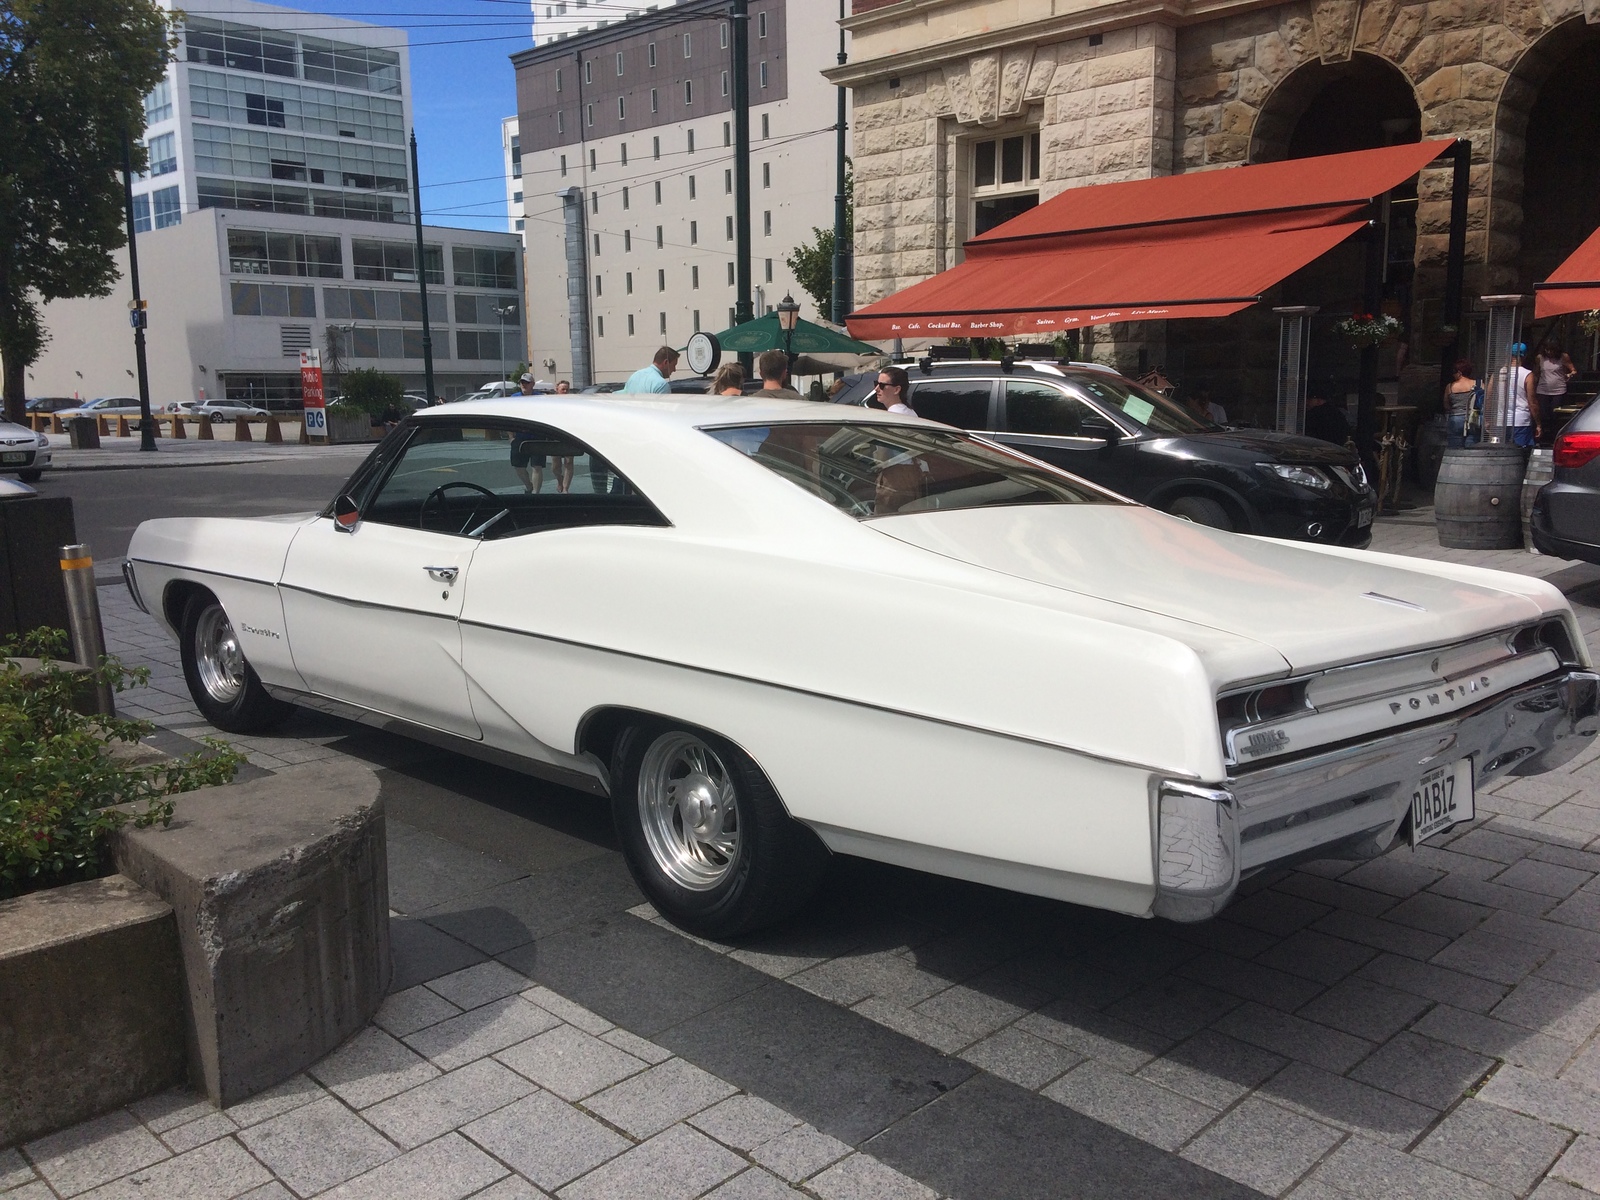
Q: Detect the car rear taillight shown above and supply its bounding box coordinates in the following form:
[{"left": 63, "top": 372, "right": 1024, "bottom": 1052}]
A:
[{"left": 1553, "top": 431, "right": 1600, "bottom": 469}]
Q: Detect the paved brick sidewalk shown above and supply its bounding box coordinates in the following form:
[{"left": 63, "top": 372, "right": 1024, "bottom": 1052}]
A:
[{"left": 12, "top": 513, "right": 1600, "bottom": 1198}]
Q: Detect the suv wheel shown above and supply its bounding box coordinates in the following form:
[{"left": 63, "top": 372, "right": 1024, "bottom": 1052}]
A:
[{"left": 1167, "top": 495, "right": 1234, "bottom": 531}]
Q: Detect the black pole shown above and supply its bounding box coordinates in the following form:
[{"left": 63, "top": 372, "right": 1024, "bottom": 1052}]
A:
[
  {"left": 830, "top": 0, "right": 850, "bottom": 326},
  {"left": 410, "top": 130, "right": 436, "bottom": 402},
  {"left": 1438, "top": 138, "right": 1472, "bottom": 395},
  {"left": 732, "top": 0, "right": 753, "bottom": 375},
  {"left": 120, "top": 135, "right": 156, "bottom": 452},
  {"left": 1358, "top": 215, "right": 1385, "bottom": 440}
]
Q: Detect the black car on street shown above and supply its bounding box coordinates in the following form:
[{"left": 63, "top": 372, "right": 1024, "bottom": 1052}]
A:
[{"left": 1532, "top": 397, "right": 1600, "bottom": 562}]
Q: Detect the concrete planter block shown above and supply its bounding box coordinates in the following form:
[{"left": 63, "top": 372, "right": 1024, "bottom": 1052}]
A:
[
  {"left": 111, "top": 759, "right": 389, "bottom": 1107},
  {"left": 0, "top": 875, "right": 186, "bottom": 1148}
]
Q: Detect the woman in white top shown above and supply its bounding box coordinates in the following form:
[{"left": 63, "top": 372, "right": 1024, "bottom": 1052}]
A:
[{"left": 1534, "top": 339, "right": 1576, "bottom": 446}]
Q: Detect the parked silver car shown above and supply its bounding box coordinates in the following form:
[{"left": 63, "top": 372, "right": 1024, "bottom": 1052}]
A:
[{"left": 0, "top": 420, "right": 52, "bottom": 482}]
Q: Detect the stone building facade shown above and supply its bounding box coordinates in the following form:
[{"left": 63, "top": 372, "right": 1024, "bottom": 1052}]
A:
[{"left": 833, "top": 0, "right": 1600, "bottom": 415}]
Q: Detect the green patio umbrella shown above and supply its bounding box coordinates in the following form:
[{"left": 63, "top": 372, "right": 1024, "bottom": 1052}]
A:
[{"left": 712, "top": 312, "right": 881, "bottom": 356}]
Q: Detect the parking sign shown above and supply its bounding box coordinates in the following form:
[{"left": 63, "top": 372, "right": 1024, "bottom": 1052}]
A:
[{"left": 299, "top": 349, "right": 327, "bottom": 439}]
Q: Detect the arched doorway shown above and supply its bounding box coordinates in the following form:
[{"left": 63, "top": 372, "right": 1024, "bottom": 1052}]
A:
[{"left": 1167, "top": 56, "right": 1421, "bottom": 427}]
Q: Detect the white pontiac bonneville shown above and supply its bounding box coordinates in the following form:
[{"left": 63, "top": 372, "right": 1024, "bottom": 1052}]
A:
[{"left": 126, "top": 396, "right": 1599, "bottom": 935}]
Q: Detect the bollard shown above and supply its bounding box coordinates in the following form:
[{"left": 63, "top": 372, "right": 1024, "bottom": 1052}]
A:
[
  {"left": 198, "top": 415, "right": 214, "bottom": 440},
  {"left": 116, "top": 416, "right": 131, "bottom": 438},
  {"left": 97, "top": 416, "right": 110, "bottom": 437},
  {"left": 59, "top": 544, "right": 114, "bottom": 716},
  {"left": 170, "top": 415, "right": 187, "bottom": 439},
  {"left": 234, "top": 415, "right": 252, "bottom": 442},
  {"left": 264, "top": 415, "right": 283, "bottom": 443}
]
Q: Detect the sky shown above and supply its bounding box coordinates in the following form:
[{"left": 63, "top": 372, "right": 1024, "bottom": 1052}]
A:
[{"left": 268, "top": 0, "right": 658, "bottom": 232}]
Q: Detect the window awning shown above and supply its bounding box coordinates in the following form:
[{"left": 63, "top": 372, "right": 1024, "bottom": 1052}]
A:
[
  {"left": 1535, "top": 225, "right": 1600, "bottom": 319},
  {"left": 846, "top": 140, "right": 1455, "bottom": 341}
]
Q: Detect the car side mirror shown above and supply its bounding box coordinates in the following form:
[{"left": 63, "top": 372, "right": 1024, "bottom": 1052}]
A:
[
  {"left": 333, "top": 494, "right": 361, "bottom": 533},
  {"left": 1083, "top": 417, "right": 1122, "bottom": 447}
]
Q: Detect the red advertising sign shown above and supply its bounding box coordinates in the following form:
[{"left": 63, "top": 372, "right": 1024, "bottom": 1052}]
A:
[{"left": 300, "top": 349, "right": 327, "bottom": 438}]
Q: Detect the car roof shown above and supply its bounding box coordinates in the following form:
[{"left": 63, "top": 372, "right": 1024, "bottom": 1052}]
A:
[{"left": 418, "top": 392, "right": 912, "bottom": 431}]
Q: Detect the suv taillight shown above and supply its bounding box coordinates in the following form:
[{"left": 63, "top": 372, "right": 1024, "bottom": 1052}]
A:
[{"left": 1554, "top": 431, "right": 1600, "bottom": 469}]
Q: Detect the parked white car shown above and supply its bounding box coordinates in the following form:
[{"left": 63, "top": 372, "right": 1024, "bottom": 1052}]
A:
[
  {"left": 124, "top": 397, "right": 1599, "bottom": 935},
  {"left": 0, "top": 420, "right": 50, "bottom": 482},
  {"left": 165, "top": 399, "right": 270, "bottom": 424},
  {"left": 58, "top": 396, "right": 145, "bottom": 419}
]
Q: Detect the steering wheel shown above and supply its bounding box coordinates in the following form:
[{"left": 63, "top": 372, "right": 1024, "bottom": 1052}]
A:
[{"left": 421, "top": 481, "right": 502, "bottom": 536}]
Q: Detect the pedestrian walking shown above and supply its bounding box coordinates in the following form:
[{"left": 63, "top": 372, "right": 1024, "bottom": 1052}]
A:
[
  {"left": 1533, "top": 338, "right": 1576, "bottom": 445},
  {"left": 872, "top": 366, "right": 914, "bottom": 414},
  {"left": 756, "top": 350, "right": 803, "bottom": 398},
  {"left": 555, "top": 380, "right": 572, "bottom": 394},
  {"left": 1443, "top": 358, "right": 1481, "bottom": 448},
  {"left": 625, "top": 347, "right": 678, "bottom": 393},
  {"left": 1510, "top": 345, "right": 1538, "bottom": 448},
  {"left": 710, "top": 363, "right": 745, "bottom": 395}
]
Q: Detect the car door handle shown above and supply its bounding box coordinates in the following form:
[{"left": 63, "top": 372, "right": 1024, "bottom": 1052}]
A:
[{"left": 424, "top": 565, "right": 459, "bottom": 584}]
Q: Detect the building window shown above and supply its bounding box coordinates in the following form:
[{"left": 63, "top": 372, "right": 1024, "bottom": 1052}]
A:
[
  {"left": 627, "top": 313, "right": 635, "bottom": 335},
  {"left": 591, "top": 190, "right": 599, "bottom": 213},
  {"left": 622, "top": 186, "right": 630, "bottom": 209},
  {"left": 648, "top": 41, "right": 656, "bottom": 67},
  {"left": 616, "top": 50, "right": 624, "bottom": 76},
  {"left": 687, "top": 129, "right": 696, "bottom": 154},
  {"left": 689, "top": 220, "right": 697, "bottom": 244},
  {"left": 623, "top": 229, "right": 631, "bottom": 251},
  {"left": 654, "top": 180, "right": 662, "bottom": 204},
  {"left": 620, "top": 144, "right": 628, "bottom": 166},
  {"left": 589, "top": 148, "right": 597, "bottom": 171},
  {"left": 513, "top": 191, "right": 522, "bottom": 204},
  {"left": 593, "top": 232, "right": 600, "bottom": 255},
  {"left": 584, "top": 59, "right": 592, "bottom": 84},
  {"left": 515, "top": 219, "right": 523, "bottom": 231},
  {"left": 727, "top": 261, "right": 735, "bottom": 285},
  {"left": 729, "top": 307, "right": 736, "bottom": 326},
  {"left": 691, "top": 265, "right": 699, "bottom": 289},
  {"left": 688, "top": 175, "right": 696, "bottom": 199},
  {"left": 144, "top": 78, "right": 172, "bottom": 123},
  {"left": 652, "top": 135, "right": 660, "bottom": 160},
  {"left": 764, "top": 257, "right": 773, "bottom": 282},
  {"left": 762, "top": 113, "right": 770, "bottom": 139},
  {"left": 657, "top": 268, "right": 665, "bottom": 291},
  {"left": 720, "top": 21, "right": 728, "bottom": 48},
  {"left": 724, "top": 121, "right": 731, "bottom": 146},
  {"left": 555, "top": 67, "right": 562, "bottom": 92},
  {"left": 560, "top": 153, "right": 567, "bottom": 176},
  {"left": 693, "top": 309, "right": 701, "bottom": 332},
  {"left": 762, "top": 210, "right": 771, "bottom": 236},
  {"left": 655, "top": 225, "right": 663, "bottom": 248},
  {"left": 725, "top": 169, "right": 732, "bottom": 194},
  {"left": 683, "top": 80, "right": 693, "bottom": 105},
  {"left": 510, "top": 134, "right": 521, "bottom": 178},
  {"left": 683, "top": 32, "right": 691, "bottom": 58},
  {"left": 131, "top": 193, "right": 151, "bottom": 233},
  {"left": 759, "top": 62, "right": 768, "bottom": 89},
  {"left": 230, "top": 229, "right": 344, "bottom": 277},
  {"left": 595, "top": 274, "right": 602, "bottom": 296},
  {"left": 758, "top": 10, "right": 768, "bottom": 37},
  {"left": 147, "top": 132, "right": 177, "bottom": 177},
  {"left": 721, "top": 71, "right": 729, "bottom": 97},
  {"left": 650, "top": 88, "right": 658, "bottom": 113},
  {"left": 618, "top": 97, "right": 626, "bottom": 121},
  {"left": 626, "top": 271, "right": 633, "bottom": 294},
  {"left": 585, "top": 103, "right": 593, "bottom": 127},
  {"left": 762, "top": 162, "right": 770, "bottom": 188},
  {"left": 725, "top": 215, "right": 733, "bottom": 240},
  {"left": 451, "top": 245, "right": 517, "bottom": 288},
  {"left": 659, "top": 312, "right": 666, "bottom": 334},
  {"left": 597, "top": 315, "right": 604, "bottom": 336},
  {"left": 971, "top": 132, "right": 1042, "bottom": 236},
  {"left": 229, "top": 282, "right": 315, "bottom": 317}
]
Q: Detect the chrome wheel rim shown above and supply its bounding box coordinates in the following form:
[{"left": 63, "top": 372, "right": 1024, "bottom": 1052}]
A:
[
  {"left": 194, "top": 605, "right": 245, "bottom": 705},
  {"left": 637, "top": 732, "right": 741, "bottom": 891}
]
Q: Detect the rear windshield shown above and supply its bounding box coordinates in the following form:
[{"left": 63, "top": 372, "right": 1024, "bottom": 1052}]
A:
[
  {"left": 705, "top": 422, "right": 1119, "bottom": 519},
  {"left": 1067, "top": 374, "right": 1215, "bottom": 436}
]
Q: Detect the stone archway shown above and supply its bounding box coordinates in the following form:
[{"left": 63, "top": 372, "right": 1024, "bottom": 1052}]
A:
[
  {"left": 1249, "top": 52, "right": 1421, "bottom": 162},
  {"left": 1489, "top": 16, "right": 1600, "bottom": 293}
]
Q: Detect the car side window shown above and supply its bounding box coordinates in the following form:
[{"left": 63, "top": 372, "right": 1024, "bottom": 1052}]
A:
[
  {"left": 1004, "top": 381, "right": 1108, "bottom": 438},
  {"left": 360, "top": 421, "right": 667, "bottom": 539},
  {"left": 907, "top": 380, "right": 994, "bottom": 430}
]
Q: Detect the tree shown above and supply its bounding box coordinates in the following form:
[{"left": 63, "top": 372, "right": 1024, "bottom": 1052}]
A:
[
  {"left": 785, "top": 170, "right": 852, "bottom": 319},
  {"left": 0, "top": 0, "right": 173, "bottom": 423}
]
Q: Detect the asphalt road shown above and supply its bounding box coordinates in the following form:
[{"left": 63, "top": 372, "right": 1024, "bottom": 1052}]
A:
[{"left": 31, "top": 458, "right": 360, "bottom": 563}]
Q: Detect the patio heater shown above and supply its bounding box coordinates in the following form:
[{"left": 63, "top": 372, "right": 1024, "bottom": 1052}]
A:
[
  {"left": 1273, "top": 306, "right": 1318, "bottom": 436},
  {"left": 777, "top": 294, "right": 800, "bottom": 364},
  {"left": 1480, "top": 295, "right": 1525, "bottom": 443}
]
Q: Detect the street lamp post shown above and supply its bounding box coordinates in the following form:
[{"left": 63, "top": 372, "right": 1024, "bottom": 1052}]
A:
[
  {"left": 776, "top": 294, "right": 800, "bottom": 368},
  {"left": 495, "top": 302, "right": 517, "bottom": 388}
]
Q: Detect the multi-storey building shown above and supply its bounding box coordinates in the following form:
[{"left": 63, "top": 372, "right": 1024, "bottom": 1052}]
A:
[
  {"left": 511, "top": 0, "right": 849, "bottom": 384},
  {"left": 26, "top": 0, "right": 525, "bottom": 403},
  {"left": 529, "top": 0, "right": 659, "bottom": 46},
  {"left": 503, "top": 116, "right": 525, "bottom": 240}
]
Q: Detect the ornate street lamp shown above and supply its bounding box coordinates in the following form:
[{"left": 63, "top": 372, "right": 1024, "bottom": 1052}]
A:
[{"left": 776, "top": 293, "right": 800, "bottom": 364}]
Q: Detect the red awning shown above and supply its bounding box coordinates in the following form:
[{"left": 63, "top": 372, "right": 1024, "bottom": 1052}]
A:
[
  {"left": 847, "top": 140, "right": 1454, "bottom": 341},
  {"left": 1535, "top": 225, "right": 1600, "bottom": 319}
]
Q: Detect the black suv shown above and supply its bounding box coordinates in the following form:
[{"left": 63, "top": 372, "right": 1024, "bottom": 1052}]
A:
[{"left": 843, "top": 361, "right": 1376, "bottom": 547}]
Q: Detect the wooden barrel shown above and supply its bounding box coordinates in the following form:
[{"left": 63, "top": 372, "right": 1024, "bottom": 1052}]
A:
[
  {"left": 1416, "top": 415, "right": 1450, "bottom": 489},
  {"left": 1522, "top": 448, "right": 1554, "bottom": 553},
  {"left": 1435, "top": 444, "right": 1526, "bottom": 549}
]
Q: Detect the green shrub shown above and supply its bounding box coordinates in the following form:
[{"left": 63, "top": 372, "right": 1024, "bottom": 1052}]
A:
[
  {"left": 330, "top": 368, "right": 404, "bottom": 418},
  {"left": 0, "top": 629, "right": 246, "bottom": 900}
]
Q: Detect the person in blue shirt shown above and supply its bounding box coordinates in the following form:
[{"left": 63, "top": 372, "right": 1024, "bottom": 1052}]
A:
[{"left": 624, "top": 346, "right": 679, "bottom": 393}]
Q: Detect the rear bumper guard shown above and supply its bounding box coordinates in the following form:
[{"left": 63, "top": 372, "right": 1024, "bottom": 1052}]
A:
[{"left": 1152, "top": 669, "right": 1600, "bottom": 921}]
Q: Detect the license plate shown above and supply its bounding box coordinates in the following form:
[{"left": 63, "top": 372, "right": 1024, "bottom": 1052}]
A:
[
  {"left": 1356, "top": 507, "right": 1375, "bottom": 528},
  {"left": 1, "top": 452, "right": 26, "bottom": 464},
  {"left": 1410, "top": 758, "right": 1474, "bottom": 846}
]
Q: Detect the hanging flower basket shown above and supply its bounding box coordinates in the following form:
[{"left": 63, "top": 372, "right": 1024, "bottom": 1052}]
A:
[
  {"left": 1334, "top": 313, "right": 1404, "bottom": 349},
  {"left": 1580, "top": 310, "right": 1600, "bottom": 337}
]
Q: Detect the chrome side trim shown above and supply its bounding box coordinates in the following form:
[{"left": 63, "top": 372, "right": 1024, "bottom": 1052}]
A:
[
  {"left": 122, "top": 560, "right": 149, "bottom": 614},
  {"left": 260, "top": 683, "right": 609, "bottom": 797}
]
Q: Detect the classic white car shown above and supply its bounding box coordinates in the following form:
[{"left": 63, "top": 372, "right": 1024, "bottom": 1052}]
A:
[{"left": 125, "top": 397, "right": 1600, "bottom": 935}]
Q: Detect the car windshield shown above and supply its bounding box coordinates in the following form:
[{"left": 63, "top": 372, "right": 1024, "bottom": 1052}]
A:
[
  {"left": 1066, "top": 374, "right": 1215, "bottom": 435},
  {"left": 704, "top": 422, "right": 1119, "bottom": 519}
]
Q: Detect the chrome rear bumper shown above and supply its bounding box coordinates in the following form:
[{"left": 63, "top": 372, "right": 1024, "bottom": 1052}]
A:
[{"left": 1153, "top": 669, "right": 1600, "bottom": 921}]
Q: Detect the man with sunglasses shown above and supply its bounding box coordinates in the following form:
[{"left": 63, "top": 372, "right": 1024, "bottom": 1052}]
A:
[{"left": 873, "top": 366, "right": 914, "bottom": 414}]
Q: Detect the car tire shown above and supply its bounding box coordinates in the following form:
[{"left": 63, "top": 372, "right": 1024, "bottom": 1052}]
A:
[
  {"left": 209, "top": 413, "right": 225, "bottom": 425},
  {"left": 178, "top": 593, "right": 291, "bottom": 733},
  {"left": 1167, "top": 495, "right": 1234, "bottom": 531},
  {"left": 611, "top": 721, "right": 830, "bottom": 938},
  {"left": 17, "top": 470, "right": 41, "bottom": 483}
]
